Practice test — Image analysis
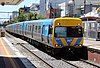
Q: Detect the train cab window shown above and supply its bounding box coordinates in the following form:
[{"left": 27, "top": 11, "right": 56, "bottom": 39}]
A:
[
  {"left": 54, "top": 26, "right": 83, "bottom": 37},
  {"left": 55, "top": 27, "right": 67, "bottom": 37},
  {"left": 67, "top": 26, "right": 83, "bottom": 37}
]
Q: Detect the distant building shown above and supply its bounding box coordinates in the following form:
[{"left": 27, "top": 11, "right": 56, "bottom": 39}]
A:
[
  {"left": 30, "top": 3, "right": 40, "bottom": 14},
  {"left": 12, "top": 11, "right": 19, "bottom": 19},
  {"left": 40, "top": 0, "right": 100, "bottom": 17},
  {"left": 40, "top": 0, "right": 47, "bottom": 17},
  {"left": 47, "top": 8, "right": 61, "bottom": 18}
]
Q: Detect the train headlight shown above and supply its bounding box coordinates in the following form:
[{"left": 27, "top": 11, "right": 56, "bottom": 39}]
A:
[
  {"left": 55, "top": 44, "right": 58, "bottom": 47},
  {"left": 55, "top": 44, "right": 62, "bottom": 47},
  {"left": 59, "top": 45, "right": 62, "bottom": 46},
  {"left": 75, "top": 44, "right": 82, "bottom": 47},
  {"left": 78, "top": 24, "right": 80, "bottom": 26},
  {"left": 79, "top": 44, "right": 82, "bottom": 46},
  {"left": 57, "top": 23, "right": 60, "bottom": 25}
]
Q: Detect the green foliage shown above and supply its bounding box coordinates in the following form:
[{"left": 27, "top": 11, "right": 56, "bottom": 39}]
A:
[
  {"left": 30, "top": 12, "right": 46, "bottom": 20},
  {"left": 18, "top": 14, "right": 27, "bottom": 22},
  {"left": 4, "top": 11, "right": 46, "bottom": 24},
  {"left": 28, "top": 12, "right": 34, "bottom": 20},
  {"left": 36, "top": 14, "right": 46, "bottom": 19}
]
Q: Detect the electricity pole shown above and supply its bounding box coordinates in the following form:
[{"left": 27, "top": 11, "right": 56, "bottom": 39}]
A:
[{"left": 84, "top": 0, "right": 86, "bottom": 14}]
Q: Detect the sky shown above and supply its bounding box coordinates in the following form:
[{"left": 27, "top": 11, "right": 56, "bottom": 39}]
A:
[{"left": 0, "top": 0, "right": 40, "bottom": 22}]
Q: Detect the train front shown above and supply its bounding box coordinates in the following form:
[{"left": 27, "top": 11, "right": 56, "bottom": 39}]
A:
[{"left": 52, "top": 18, "right": 84, "bottom": 53}]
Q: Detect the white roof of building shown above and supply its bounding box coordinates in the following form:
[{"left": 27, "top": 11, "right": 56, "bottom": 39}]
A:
[{"left": 80, "top": 8, "right": 100, "bottom": 18}]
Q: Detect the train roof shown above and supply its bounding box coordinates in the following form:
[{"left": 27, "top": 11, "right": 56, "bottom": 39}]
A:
[
  {"left": 24, "top": 19, "right": 54, "bottom": 25},
  {"left": 6, "top": 18, "right": 82, "bottom": 27},
  {"left": 55, "top": 17, "right": 81, "bottom": 20},
  {"left": 25, "top": 19, "right": 54, "bottom": 22},
  {"left": 14, "top": 21, "right": 24, "bottom": 24}
]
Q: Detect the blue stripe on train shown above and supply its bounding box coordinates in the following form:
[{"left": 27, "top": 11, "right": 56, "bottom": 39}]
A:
[
  {"left": 65, "top": 38, "right": 73, "bottom": 46},
  {"left": 55, "top": 38, "right": 64, "bottom": 46},
  {"left": 74, "top": 38, "right": 82, "bottom": 46}
]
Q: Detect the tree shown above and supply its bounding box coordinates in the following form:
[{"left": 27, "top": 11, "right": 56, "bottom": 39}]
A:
[
  {"left": 31, "top": 12, "right": 46, "bottom": 20},
  {"left": 18, "top": 14, "right": 27, "bottom": 22},
  {"left": 28, "top": 12, "right": 34, "bottom": 20},
  {"left": 36, "top": 14, "right": 46, "bottom": 19},
  {"left": 13, "top": 17, "right": 18, "bottom": 23}
]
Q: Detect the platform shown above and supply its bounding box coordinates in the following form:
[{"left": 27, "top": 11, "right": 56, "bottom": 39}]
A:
[
  {"left": 0, "top": 37, "right": 35, "bottom": 68},
  {"left": 84, "top": 37, "right": 100, "bottom": 64},
  {"left": 84, "top": 38, "right": 100, "bottom": 51}
]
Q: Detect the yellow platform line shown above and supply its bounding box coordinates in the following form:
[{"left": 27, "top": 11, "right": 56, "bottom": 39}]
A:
[{"left": 0, "top": 38, "right": 17, "bottom": 68}]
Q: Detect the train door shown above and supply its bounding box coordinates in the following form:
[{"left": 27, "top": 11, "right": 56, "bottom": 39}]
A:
[
  {"left": 32, "top": 25, "right": 34, "bottom": 38},
  {"left": 48, "top": 25, "right": 52, "bottom": 45},
  {"left": 25, "top": 24, "right": 27, "bottom": 35},
  {"left": 42, "top": 25, "right": 49, "bottom": 43},
  {"left": 22, "top": 23, "right": 24, "bottom": 36}
]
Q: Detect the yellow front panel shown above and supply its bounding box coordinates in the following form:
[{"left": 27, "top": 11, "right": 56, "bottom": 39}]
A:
[
  {"left": 60, "top": 38, "right": 68, "bottom": 46},
  {"left": 70, "top": 38, "right": 78, "bottom": 46},
  {"left": 52, "top": 18, "right": 83, "bottom": 48}
]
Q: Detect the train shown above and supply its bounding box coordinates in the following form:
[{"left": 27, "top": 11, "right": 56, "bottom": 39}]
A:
[
  {"left": 6, "top": 17, "right": 87, "bottom": 59},
  {"left": 82, "top": 17, "right": 100, "bottom": 41}
]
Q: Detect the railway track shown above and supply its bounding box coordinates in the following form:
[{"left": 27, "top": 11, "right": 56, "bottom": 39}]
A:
[
  {"left": 5, "top": 32, "right": 53, "bottom": 68},
  {"left": 19, "top": 43, "right": 53, "bottom": 68},
  {"left": 5, "top": 32, "right": 100, "bottom": 68},
  {"left": 61, "top": 58, "right": 100, "bottom": 68}
]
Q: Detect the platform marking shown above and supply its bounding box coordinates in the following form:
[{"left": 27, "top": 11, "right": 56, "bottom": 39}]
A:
[
  {"left": 2, "top": 37, "right": 25, "bottom": 57},
  {"left": 0, "top": 38, "right": 10, "bottom": 56},
  {"left": 0, "top": 38, "right": 17, "bottom": 68},
  {"left": 3, "top": 37, "right": 35, "bottom": 68}
]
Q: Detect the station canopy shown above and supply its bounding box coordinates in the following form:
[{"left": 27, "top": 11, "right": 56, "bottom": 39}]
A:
[{"left": 0, "top": 0, "right": 23, "bottom": 5}]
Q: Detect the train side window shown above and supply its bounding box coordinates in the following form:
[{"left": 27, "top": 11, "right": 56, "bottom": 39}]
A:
[
  {"left": 28, "top": 25, "right": 31, "bottom": 31},
  {"left": 28, "top": 25, "right": 30, "bottom": 31},
  {"left": 35, "top": 25, "right": 37, "bottom": 33},
  {"left": 32, "top": 25, "right": 34, "bottom": 32},
  {"left": 38, "top": 26, "right": 41, "bottom": 33},
  {"left": 30, "top": 25, "right": 32, "bottom": 31}
]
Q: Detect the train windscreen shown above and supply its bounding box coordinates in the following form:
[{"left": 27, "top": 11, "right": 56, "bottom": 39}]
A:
[{"left": 54, "top": 26, "right": 83, "bottom": 37}]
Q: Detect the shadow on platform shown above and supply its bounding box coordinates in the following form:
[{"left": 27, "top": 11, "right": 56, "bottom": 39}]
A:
[{"left": 0, "top": 56, "right": 36, "bottom": 68}]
